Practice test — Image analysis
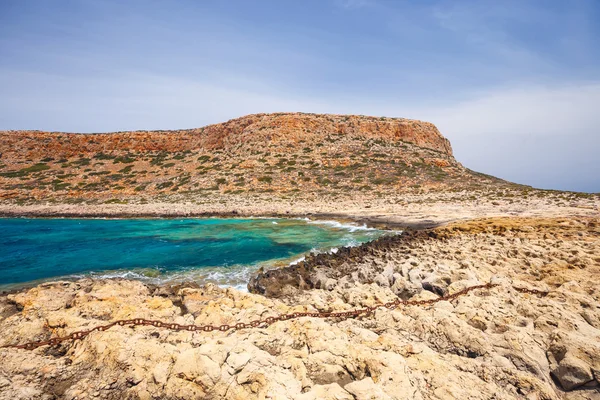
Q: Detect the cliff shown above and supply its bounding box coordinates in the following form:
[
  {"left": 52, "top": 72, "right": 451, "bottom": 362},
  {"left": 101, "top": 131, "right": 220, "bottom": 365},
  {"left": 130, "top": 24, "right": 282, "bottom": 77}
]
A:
[
  {"left": 0, "top": 112, "right": 510, "bottom": 205},
  {"left": 0, "top": 113, "right": 453, "bottom": 159}
]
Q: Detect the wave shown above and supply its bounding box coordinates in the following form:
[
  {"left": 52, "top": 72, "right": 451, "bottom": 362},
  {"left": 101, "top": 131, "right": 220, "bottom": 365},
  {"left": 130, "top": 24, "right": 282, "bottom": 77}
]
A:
[
  {"left": 75, "top": 265, "right": 257, "bottom": 293},
  {"left": 289, "top": 256, "right": 306, "bottom": 265},
  {"left": 306, "top": 219, "right": 378, "bottom": 233}
]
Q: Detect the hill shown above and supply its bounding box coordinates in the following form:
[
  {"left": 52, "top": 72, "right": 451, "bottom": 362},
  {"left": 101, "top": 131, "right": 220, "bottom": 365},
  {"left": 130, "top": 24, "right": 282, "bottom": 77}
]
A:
[{"left": 0, "top": 112, "right": 520, "bottom": 206}]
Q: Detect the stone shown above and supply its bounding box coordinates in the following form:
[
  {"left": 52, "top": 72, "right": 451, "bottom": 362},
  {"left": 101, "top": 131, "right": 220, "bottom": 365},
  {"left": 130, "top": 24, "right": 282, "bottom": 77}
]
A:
[
  {"left": 390, "top": 279, "right": 420, "bottom": 300},
  {"left": 226, "top": 351, "right": 252, "bottom": 374},
  {"left": 344, "top": 378, "right": 392, "bottom": 400},
  {"left": 551, "top": 353, "right": 594, "bottom": 390},
  {"left": 298, "top": 383, "right": 354, "bottom": 400},
  {"left": 152, "top": 362, "right": 171, "bottom": 386},
  {"left": 171, "top": 348, "right": 222, "bottom": 388},
  {"left": 421, "top": 274, "right": 451, "bottom": 296}
]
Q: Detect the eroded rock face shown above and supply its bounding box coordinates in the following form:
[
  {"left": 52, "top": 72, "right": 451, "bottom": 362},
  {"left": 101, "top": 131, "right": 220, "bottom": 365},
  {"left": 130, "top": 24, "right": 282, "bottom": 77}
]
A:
[
  {"left": 0, "top": 113, "right": 453, "bottom": 160},
  {"left": 1, "top": 216, "right": 599, "bottom": 399}
]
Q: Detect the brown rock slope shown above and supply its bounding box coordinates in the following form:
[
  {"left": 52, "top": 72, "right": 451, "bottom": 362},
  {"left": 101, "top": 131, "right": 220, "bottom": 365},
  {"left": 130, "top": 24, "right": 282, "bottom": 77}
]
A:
[
  {"left": 1, "top": 216, "right": 599, "bottom": 399},
  {"left": 0, "top": 112, "right": 513, "bottom": 204}
]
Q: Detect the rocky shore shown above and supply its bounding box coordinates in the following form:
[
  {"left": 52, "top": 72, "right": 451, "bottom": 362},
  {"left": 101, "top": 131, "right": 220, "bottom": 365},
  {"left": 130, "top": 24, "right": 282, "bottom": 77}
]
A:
[
  {"left": 1, "top": 214, "right": 599, "bottom": 399},
  {"left": 1, "top": 113, "right": 599, "bottom": 398}
]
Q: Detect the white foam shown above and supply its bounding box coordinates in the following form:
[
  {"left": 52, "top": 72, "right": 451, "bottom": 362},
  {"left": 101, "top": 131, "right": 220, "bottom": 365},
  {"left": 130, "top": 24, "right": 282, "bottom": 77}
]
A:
[
  {"left": 79, "top": 264, "right": 257, "bottom": 291},
  {"left": 289, "top": 256, "right": 306, "bottom": 265},
  {"left": 307, "top": 219, "right": 378, "bottom": 232}
]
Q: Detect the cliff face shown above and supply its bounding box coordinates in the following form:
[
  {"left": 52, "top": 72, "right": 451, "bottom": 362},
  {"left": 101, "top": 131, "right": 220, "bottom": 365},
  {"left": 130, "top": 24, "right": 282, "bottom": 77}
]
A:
[
  {"left": 200, "top": 113, "right": 454, "bottom": 156},
  {"left": 0, "top": 112, "right": 506, "bottom": 204},
  {"left": 0, "top": 113, "right": 453, "bottom": 160}
]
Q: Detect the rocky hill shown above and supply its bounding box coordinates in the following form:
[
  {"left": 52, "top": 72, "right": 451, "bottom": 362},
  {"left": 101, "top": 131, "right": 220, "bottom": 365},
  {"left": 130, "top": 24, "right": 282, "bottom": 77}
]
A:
[{"left": 0, "top": 113, "right": 515, "bottom": 205}]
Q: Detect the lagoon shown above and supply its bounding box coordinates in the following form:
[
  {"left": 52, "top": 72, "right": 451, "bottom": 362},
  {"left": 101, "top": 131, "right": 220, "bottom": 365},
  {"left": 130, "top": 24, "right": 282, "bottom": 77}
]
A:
[{"left": 0, "top": 218, "right": 389, "bottom": 290}]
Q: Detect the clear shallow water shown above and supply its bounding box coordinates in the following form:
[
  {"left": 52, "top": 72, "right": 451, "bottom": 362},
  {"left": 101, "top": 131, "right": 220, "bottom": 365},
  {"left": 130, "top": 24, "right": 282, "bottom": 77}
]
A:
[{"left": 0, "top": 218, "right": 391, "bottom": 290}]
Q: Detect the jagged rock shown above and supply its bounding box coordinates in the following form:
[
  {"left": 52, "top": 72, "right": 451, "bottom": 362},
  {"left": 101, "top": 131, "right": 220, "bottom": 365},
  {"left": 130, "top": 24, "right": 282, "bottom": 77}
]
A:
[{"left": 390, "top": 279, "right": 421, "bottom": 300}]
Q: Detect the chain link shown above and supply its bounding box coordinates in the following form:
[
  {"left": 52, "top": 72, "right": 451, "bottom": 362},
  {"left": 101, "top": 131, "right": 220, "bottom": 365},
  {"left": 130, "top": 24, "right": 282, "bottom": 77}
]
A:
[
  {"left": 512, "top": 287, "right": 550, "bottom": 296},
  {"left": 0, "top": 283, "right": 547, "bottom": 351}
]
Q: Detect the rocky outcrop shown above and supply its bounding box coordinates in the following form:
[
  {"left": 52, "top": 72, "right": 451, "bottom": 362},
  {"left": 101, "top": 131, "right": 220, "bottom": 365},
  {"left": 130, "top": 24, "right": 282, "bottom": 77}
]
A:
[
  {"left": 0, "top": 113, "right": 452, "bottom": 160},
  {"left": 248, "top": 233, "right": 410, "bottom": 297},
  {"left": 1, "top": 216, "right": 599, "bottom": 399}
]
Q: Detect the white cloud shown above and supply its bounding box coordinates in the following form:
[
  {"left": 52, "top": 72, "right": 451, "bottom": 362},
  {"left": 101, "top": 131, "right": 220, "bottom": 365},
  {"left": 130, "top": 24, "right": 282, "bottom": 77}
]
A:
[{"left": 414, "top": 83, "right": 600, "bottom": 192}]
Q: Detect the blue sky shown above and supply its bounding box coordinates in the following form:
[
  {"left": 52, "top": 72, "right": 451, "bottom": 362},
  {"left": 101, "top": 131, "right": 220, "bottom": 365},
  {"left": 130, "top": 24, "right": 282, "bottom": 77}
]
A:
[{"left": 1, "top": 0, "right": 599, "bottom": 192}]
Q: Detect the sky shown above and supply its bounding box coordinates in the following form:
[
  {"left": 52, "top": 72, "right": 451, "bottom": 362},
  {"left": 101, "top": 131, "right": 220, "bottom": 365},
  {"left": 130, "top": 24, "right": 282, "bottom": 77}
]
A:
[{"left": 0, "top": 0, "right": 599, "bottom": 193}]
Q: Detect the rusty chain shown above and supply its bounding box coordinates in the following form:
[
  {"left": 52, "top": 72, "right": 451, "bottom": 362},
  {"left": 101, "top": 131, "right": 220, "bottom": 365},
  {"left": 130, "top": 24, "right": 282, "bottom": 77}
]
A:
[
  {"left": 0, "top": 283, "right": 548, "bottom": 351},
  {"left": 512, "top": 287, "right": 550, "bottom": 296}
]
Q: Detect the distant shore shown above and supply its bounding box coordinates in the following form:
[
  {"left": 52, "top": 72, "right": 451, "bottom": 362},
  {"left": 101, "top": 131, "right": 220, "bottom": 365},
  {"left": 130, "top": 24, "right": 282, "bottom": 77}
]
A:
[{"left": 1, "top": 191, "right": 598, "bottom": 231}]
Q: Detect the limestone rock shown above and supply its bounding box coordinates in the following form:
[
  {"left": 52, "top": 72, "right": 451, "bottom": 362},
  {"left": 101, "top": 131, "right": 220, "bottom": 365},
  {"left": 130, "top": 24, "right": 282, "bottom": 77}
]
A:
[
  {"left": 298, "top": 383, "right": 354, "bottom": 400},
  {"left": 1, "top": 216, "right": 599, "bottom": 399},
  {"left": 344, "top": 377, "right": 392, "bottom": 400},
  {"left": 551, "top": 353, "right": 594, "bottom": 391}
]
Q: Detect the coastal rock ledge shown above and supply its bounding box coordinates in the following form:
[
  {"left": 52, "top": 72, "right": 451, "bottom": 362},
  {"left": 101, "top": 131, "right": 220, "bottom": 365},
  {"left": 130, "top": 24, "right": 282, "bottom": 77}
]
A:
[{"left": 1, "top": 216, "right": 599, "bottom": 399}]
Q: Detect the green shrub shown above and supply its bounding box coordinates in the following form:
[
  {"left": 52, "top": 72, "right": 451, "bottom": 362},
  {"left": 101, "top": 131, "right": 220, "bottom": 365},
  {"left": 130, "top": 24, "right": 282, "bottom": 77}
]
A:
[
  {"left": 113, "top": 156, "right": 135, "bottom": 164},
  {"left": 0, "top": 163, "right": 51, "bottom": 178},
  {"left": 104, "top": 198, "right": 128, "bottom": 204},
  {"left": 22, "top": 163, "right": 51, "bottom": 173},
  {"left": 72, "top": 158, "right": 91, "bottom": 166},
  {"left": 93, "top": 153, "right": 115, "bottom": 160}
]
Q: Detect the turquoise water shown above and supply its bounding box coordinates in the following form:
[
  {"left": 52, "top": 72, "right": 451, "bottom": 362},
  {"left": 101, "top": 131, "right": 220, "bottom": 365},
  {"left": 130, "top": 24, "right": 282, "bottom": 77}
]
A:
[{"left": 0, "top": 218, "right": 390, "bottom": 290}]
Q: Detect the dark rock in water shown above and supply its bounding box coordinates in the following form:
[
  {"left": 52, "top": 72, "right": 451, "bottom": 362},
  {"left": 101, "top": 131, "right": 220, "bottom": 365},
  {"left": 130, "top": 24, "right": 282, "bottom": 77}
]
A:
[{"left": 248, "top": 230, "right": 433, "bottom": 298}]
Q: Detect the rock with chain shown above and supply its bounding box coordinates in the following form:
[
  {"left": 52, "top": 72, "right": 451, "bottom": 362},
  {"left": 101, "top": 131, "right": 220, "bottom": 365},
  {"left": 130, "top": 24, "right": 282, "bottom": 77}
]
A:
[{"left": 1, "top": 216, "right": 599, "bottom": 399}]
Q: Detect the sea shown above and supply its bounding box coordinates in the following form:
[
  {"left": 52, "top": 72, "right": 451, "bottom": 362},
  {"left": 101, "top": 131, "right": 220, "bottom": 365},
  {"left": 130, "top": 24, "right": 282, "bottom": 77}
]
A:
[{"left": 0, "top": 217, "right": 393, "bottom": 291}]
